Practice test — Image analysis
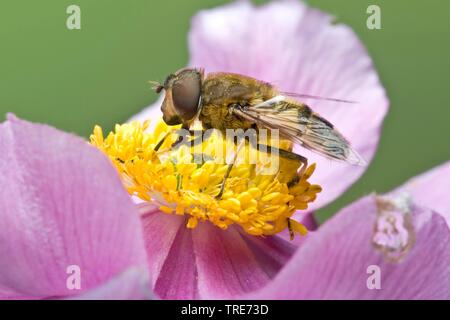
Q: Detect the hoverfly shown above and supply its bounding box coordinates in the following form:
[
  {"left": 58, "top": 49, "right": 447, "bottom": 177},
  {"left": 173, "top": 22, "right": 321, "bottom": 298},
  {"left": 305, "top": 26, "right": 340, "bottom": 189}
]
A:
[{"left": 150, "top": 68, "right": 365, "bottom": 198}]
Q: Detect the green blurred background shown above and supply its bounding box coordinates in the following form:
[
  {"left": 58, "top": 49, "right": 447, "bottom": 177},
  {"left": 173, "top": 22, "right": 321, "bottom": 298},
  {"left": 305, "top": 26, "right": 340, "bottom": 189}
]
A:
[{"left": 1, "top": 0, "right": 449, "bottom": 222}]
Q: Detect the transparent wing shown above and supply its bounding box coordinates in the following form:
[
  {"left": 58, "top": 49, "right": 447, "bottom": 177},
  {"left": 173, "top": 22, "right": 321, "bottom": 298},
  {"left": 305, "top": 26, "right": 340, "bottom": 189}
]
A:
[
  {"left": 233, "top": 95, "right": 366, "bottom": 166},
  {"left": 280, "top": 91, "right": 357, "bottom": 104}
]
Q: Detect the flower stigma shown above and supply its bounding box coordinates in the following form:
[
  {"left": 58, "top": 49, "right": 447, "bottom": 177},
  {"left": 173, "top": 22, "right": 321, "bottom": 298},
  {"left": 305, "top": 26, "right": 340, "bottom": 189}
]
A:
[{"left": 90, "top": 119, "right": 321, "bottom": 238}]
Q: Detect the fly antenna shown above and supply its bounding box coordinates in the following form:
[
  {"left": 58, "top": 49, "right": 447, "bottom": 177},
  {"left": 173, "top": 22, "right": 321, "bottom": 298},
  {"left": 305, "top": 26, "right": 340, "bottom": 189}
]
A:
[{"left": 148, "top": 80, "right": 164, "bottom": 94}]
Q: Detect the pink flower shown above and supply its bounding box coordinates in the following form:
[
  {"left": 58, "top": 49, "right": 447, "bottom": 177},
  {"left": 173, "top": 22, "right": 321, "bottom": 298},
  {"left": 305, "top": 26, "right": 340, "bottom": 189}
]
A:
[
  {"left": 247, "top": 161, "right": 450, "bottom": 299},
  {"left": 126, "top": 0, "right": 448, "bottom": 299},
  {"left": 0, "top": 115, "right": 152, "bottom": 299},
  {"left": 129, "top": 0, "right": 397, "bottom": 298},
  {"left": 2, "top": 115, "right": 448, "bottom": 299}
]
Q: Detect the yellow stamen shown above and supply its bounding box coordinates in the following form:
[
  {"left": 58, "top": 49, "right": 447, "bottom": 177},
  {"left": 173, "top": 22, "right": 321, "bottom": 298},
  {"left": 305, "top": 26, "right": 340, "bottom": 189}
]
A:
[{"left": 90, "top": 119, "right": 322, "bottom": 238}]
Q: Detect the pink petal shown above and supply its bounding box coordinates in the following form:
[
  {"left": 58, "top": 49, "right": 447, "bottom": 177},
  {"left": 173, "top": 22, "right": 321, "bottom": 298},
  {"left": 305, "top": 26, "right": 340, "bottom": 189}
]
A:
[
  {"left": 70, "top": 267, "right": 153, "bottom": 300},
  {"left": 141, "top": 211, "right": 296, "bottom": 299},
  {"left": 392, "top": 161, "right": 450, "bottom": 227},
  {"left": 188, "top": 0, "right": 388, "bottom": 211},
  {"left": 238, "top": 231, "right": 297, "bottom": 278},
  {"left": 192, "top": 222, "right": 269, "bottom": 299},
  {"left": 299, "top": 213, "right": 319, "bottom": 231},
  {"left": 249, "top": 195, "right": 450, "bottom": 299},
  {"left": 0, "top": 115, "right": 149, "bottom": 299},
  {"left": 141, "top": 212, "right": 197, "bottom": 299}
]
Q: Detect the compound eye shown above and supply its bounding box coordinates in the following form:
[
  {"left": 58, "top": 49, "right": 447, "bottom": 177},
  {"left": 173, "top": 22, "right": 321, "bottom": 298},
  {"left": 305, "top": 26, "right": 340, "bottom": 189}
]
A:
[{"left": 172, "top": 70, "right": 201, "bottom": 121}]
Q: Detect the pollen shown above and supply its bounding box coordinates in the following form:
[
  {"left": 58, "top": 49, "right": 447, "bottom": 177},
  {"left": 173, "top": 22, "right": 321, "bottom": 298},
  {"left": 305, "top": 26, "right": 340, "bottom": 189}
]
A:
[{"left": 90, "top": 119, "right": 321, "bottom": 237}]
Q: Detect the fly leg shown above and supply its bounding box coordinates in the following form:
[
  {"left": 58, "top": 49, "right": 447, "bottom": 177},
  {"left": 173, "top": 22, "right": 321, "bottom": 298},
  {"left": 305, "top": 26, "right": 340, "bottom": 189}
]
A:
[
  {"left": 154, "top": 129, "right": 209, "bottom": 152},
  {"left": 287, "top": 218, "right": 295, "bottom": 241},
  {"left": 256, "top": 143, "right": 308, "bottom": 184},
  {"left": 154, "top": 132, "right": 171, "bottom": 152},
  {"left": 171, "top": 129, "right": 211, "bottom": 149},
  {"left": 257, "top": 143, "right": 308, "bottom": 240},
  {"left": 215, "top": 139, "right": 245, "bottom": 199}
]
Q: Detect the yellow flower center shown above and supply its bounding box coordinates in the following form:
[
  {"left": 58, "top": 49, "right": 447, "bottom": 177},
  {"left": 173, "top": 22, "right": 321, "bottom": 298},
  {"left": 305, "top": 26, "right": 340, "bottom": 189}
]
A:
[{"left": 90, "top": 119, "right": 321, "bottom": 237}]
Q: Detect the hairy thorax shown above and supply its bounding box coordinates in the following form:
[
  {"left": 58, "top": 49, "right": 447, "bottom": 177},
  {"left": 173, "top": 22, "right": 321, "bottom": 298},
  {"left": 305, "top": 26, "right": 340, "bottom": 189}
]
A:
[
  {"left": 199, "top": 72, "right": 276, "bottom": 130},
  {"left": 199, "top": 103, "right": 253, "bottom": 130}
]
